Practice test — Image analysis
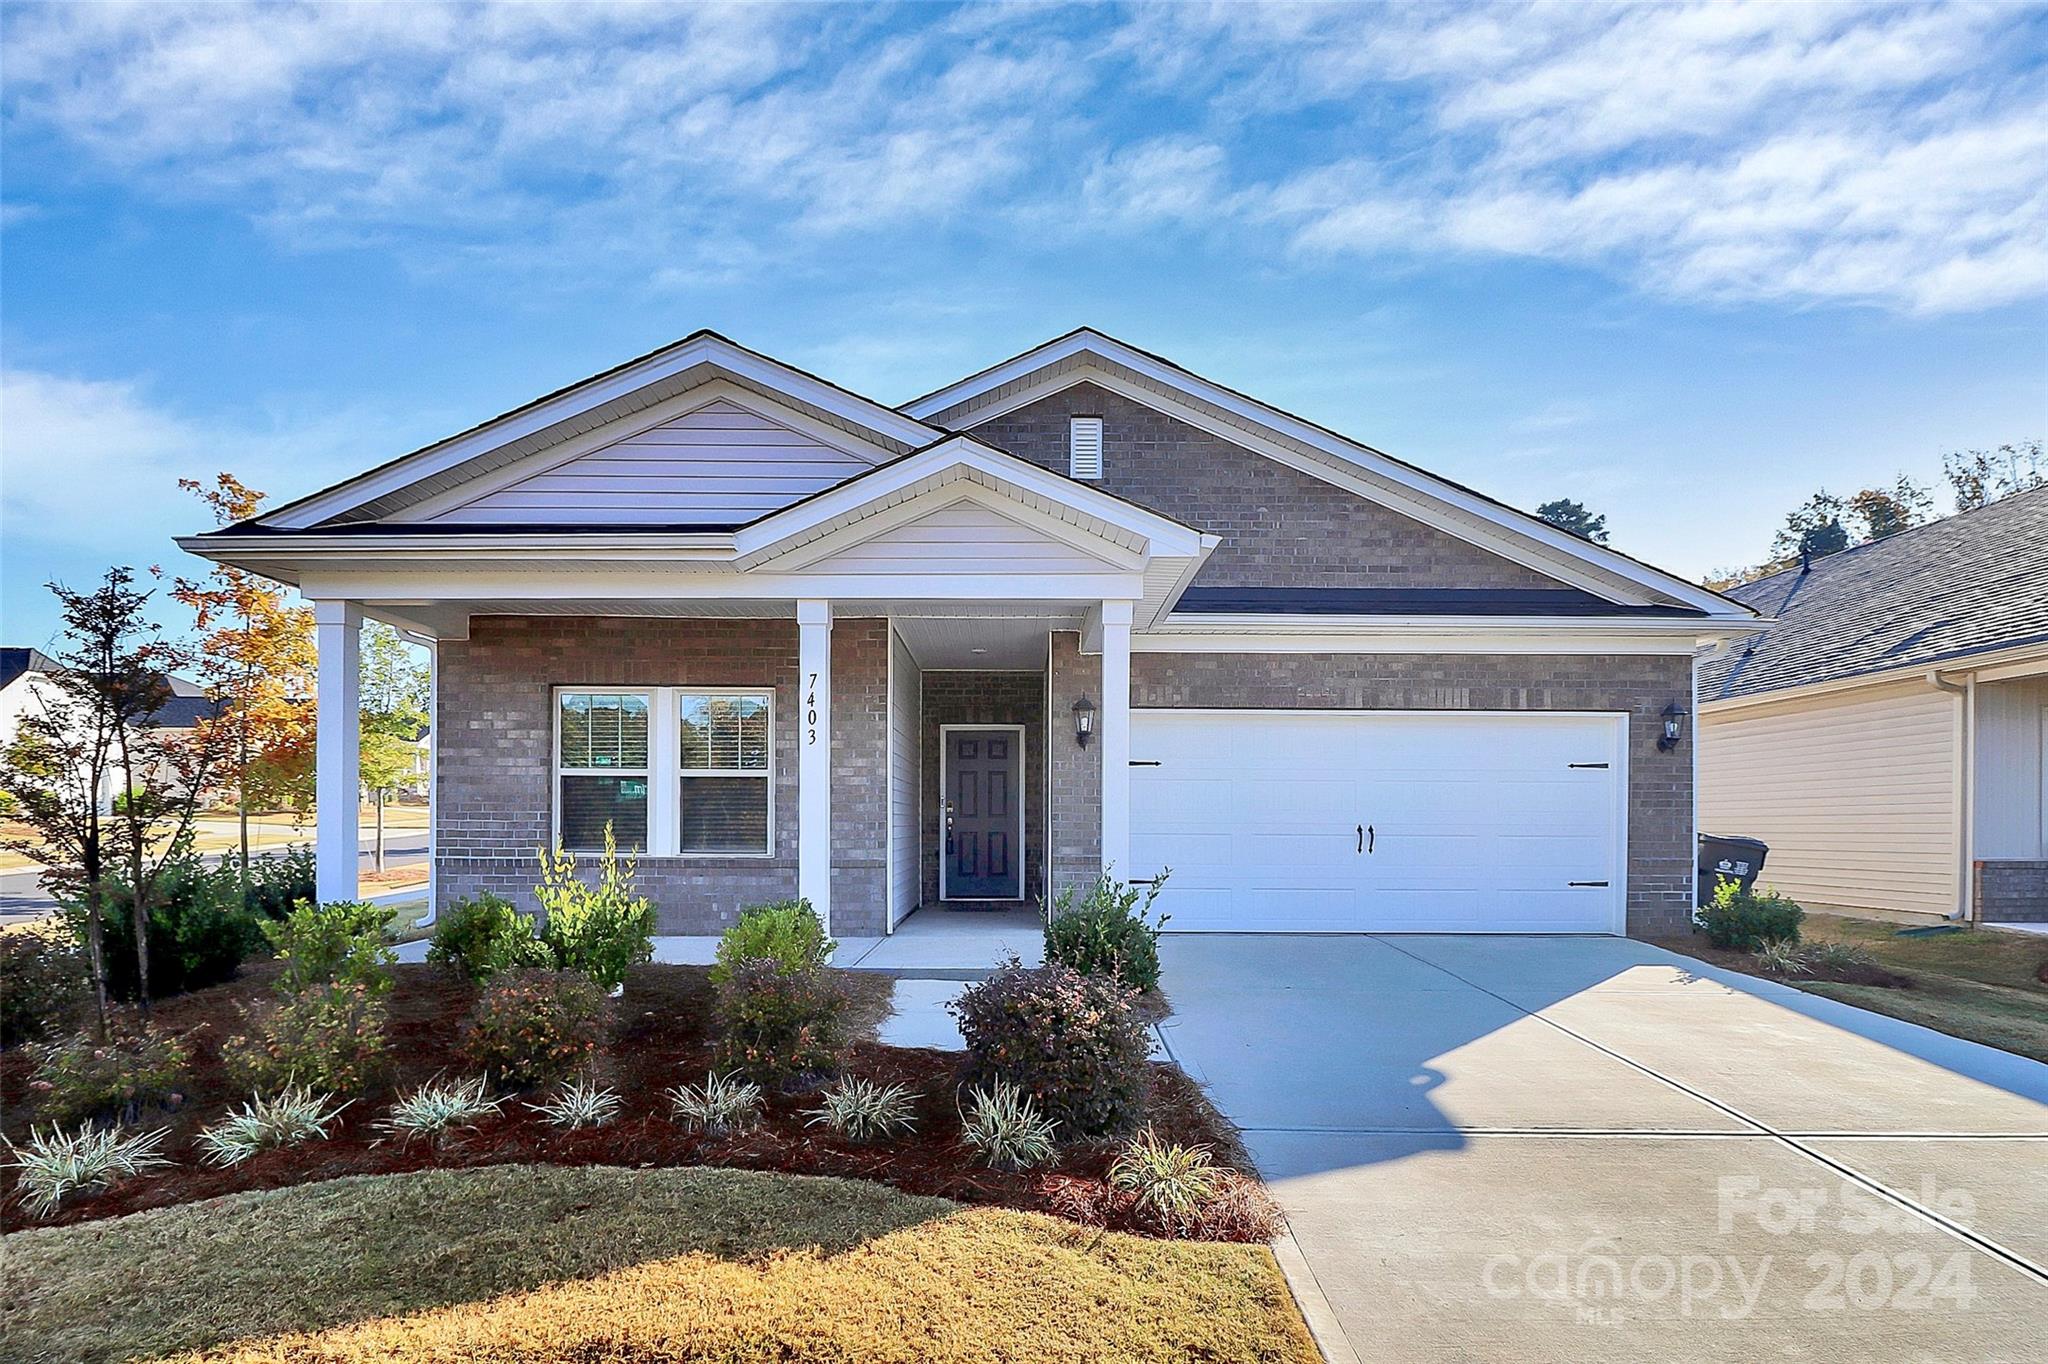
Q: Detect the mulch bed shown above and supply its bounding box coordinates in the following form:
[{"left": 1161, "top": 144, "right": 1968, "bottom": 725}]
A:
[{"left": 1, "top": 963, "right": 1258, "bottom": 1239}]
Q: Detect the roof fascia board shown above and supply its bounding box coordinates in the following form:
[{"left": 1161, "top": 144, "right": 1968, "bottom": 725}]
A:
[
  {"left": 387, "top": 380, "right": 899, "bottom": 525},
  {"left": 1151, "top": 611, "right": 1759, "bottom": 637},
  {"left": 1130, "top": 630, "right": 1705, "bottom": 656},
  {"left": 263, "top": 336, "right": 942, "bottom": 530},
  {"left": 295, "top": 567, "right": 1149, "bottom": 603},
  {"left": 732, "top": 438, "right": 1204, "bottom": 562},
  {"left": 912, "top": 334, "right": 1746, "bottom": 616},
  {"left": 1702, "top": 639, "right": 2048, "bottom": 713},
  {"left": 747, "top": 481, "right": 1149, "bottom": 574}
]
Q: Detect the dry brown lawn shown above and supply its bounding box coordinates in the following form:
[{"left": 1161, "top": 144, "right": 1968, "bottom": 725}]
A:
[{"left": 1, "top": 1164, "right": 1317, "bottom": 1364}]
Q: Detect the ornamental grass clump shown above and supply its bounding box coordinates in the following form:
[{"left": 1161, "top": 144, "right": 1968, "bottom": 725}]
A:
[
  {"left": 1108, "top": 1125, "right": 1221, "bottom": 1235},
  {"left": 1752, "top": 939, "right": 1812, "bottom": 977},
  {"left": 196, "top": 1087, "right": 350, "bottom": 1167},
  {"left": 379, "top": 1076, "right": 502, "bottom": 1145},
  {"left": 462, "top": 968, "right": 614, "bottom": 1088},
  {"left": 526, "top": 1077, "right": 623, "bottom": 1131},
  {"left": 667, "top": 1070, "right": 764, "bottom": 1137},
  {"left": 806, "top": 1076, "right": 918, "bottom": 1143},
  {"left": 958, "top": 1080, "right": 1058, "bottom": 1171},
  {"left": 5, "top": 1123, "right": 171, "bottom": 1217},
  {"left": 949, "top": 957, "right": 1151, "bottom": 1138}
]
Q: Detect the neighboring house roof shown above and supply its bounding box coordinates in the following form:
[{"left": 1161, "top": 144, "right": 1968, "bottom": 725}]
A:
[
  {"left": 0, "top": 648, "right": 216, "bottom": 728},
  {"left": 1700, "top": 486, "right": 2048, "bottom": 702},
  {"left": 0, "top": 647, "right": 56, "bottom": 690}
]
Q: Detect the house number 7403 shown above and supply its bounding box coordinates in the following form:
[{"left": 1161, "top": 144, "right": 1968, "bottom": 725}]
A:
[{"left": 806, "top": 673, "right": 819, "bottom": 745}]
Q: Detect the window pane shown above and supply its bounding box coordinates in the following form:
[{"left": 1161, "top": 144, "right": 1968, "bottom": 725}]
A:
[
  {"left": 560, "top": 775, "right": 648, "bottom": 850},
  {"left": 560, "top": 693, "right": 647, "bottom": 769},
  {"left": 680, "top": 694, "right": 769, "bottom": 771},
  {"left": 678, "top": 776, "right": 769, "bottom": 854}
]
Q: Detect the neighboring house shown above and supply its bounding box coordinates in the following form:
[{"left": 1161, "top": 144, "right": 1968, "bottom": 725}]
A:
[
  {"left": 1699, "top": 487, "right": 2048, "bottom": 923},
  {"left": 0, "top": 647, "right": 218, "bottom": 810},
  {"left": 179, "top": 329, "right": 1761, "bottom": 939}
]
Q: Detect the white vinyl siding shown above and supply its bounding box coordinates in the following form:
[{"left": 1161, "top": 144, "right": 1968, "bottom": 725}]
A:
[
  {"left": 800, "top": 499, "right": 1116, "bottom": 576},
  {"left": 430, "top": 398, "right": 869, "bottom": 526},
  {"left": 1700, "top": 681, "right": 1958, "bottom": 916},
  {"left": 887, "top": 630, "right": 922, "bottom": 929},
  {"left": 1974, "top": 678, "right": 2048, "bottom": 860}
]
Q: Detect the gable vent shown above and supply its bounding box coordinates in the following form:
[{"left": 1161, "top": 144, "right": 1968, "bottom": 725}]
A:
[{"left": 1069, "top": 415, "right": 1104, "bottom": 480}]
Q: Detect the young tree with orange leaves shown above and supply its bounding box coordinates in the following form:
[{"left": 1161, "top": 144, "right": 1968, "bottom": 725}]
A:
[{"left": 172, "top": 475, "right": 317, "bottom": 893}]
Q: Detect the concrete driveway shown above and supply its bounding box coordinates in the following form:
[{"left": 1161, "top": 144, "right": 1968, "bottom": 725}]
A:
[{"left": 1156, "top": 934, "right": 2048, "bottom": 1363}]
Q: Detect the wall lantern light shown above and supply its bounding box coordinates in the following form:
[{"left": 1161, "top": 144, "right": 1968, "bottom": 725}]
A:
[
  {"left": 1657, "top": 701, "right": 1689, "bottom": 752},
  {"left": 1072, "top": 695, "right": 1097, "bottom": 748}
]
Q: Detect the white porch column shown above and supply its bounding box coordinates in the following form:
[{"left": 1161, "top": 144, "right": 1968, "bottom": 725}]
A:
[
  {"left": 313, "top": 600, "right": 362, "bottom": 905},
  {"left": 1099, "top": 600, "right": 1133, "bottom": 877},
  {"left": 797, "top": 599, "right": 833, "bottom": 927}
]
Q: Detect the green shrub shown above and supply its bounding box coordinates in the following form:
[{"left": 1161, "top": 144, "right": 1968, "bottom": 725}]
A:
[
  {"left": 949, "top": 958, "right": 1150, "bottom": 1139},
  {"left": 221, "top": 981, "right": 388, "bottom": 1096},
  {"left": 1694, "top": 879, "right": 1804, "bottom": 951},
  {"left": 263, "top": 899, "right": 395, "bottom": 997},
  {"left": 229, "top": 846, "right": 318, "bottom": 920},
  {"left": 711, "top": 899, "right": 833, "bottom": 986},
  {"left": 1, "top": 923, "right": 91, "bottom": 1047},
  {"left": 66, "top": 843, "right": 264, "bottom": 1001},
  {"left": 26, "top": 1026, "right": 192, "bottom": 1126},
  {"left": 1042, "top": 871, "right": 1171, "bottom": 991},
  {"left": 428, "top": 893, "right": 551, "bottom": 982},
  {"left": 462, "top": 968, "right": 614, "bottom": 1088},
  {"left": 534, "top": 827, "right": 655, "bottom": 991},
  {"left": 712, "top": 958, "right": 854, "bottom": 1084}
]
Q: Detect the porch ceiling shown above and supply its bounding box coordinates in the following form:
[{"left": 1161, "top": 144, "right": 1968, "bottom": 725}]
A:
[{"left": 893, "top": 615, "right": 1070, "bottom": 669}]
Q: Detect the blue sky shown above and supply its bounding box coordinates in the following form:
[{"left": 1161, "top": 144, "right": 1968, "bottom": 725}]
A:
[{"left": 4, "top": 1, "right": 2044, "bottom": 645}]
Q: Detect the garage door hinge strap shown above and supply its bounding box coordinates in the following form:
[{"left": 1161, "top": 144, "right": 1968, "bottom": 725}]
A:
[
  {"left": 1568, "top": 762, "right": 1610, "bottom": 769},
  {"left": 1568, "top": 880, "right": 1610, "bottom": 888},
  {"left": 1129, "top": 760, "right": 1162, "bottom": 767}
]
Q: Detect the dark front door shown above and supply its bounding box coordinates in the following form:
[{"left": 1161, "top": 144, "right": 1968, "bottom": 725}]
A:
[{"left": 944, "top": 728, "right": 1022, "bottom": 899}]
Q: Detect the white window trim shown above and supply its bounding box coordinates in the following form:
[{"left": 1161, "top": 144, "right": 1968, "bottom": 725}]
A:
[{"left": 553, "top": 685, "right": 775, "bottom": 858}]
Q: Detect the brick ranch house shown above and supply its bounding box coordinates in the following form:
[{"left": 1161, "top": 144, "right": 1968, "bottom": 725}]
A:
[{"left": 181, "top": 330, "right": 1764, "bottom": 940}]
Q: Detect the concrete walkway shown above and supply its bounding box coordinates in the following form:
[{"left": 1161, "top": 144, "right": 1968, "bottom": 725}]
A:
[{"left": 1156, "top": 934, "right": 2048, "bottom": 1363}]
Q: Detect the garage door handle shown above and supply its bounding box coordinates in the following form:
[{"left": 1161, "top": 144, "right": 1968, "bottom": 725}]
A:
[
  {"left": 1569, "top": 880, "right": 1609, "bottom": 888},
  {"left": 1358, "top": 824, "right": 1373, "bottom": 854}
]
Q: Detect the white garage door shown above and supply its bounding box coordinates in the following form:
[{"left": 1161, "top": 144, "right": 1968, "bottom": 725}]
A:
[{"left": 1130, "top": 710, "right": 1627, "bottom": 934}]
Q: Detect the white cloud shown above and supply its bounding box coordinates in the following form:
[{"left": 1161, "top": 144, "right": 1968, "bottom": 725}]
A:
[
  {"left": 3, "top": 1, "right": 2042, "bottom": 313},
  {"left": 0, "top": 368, "right": 391, "bottom": 558}
]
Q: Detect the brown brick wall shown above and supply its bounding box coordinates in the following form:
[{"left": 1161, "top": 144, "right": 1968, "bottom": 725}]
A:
[
  {"left": 434, "top": 615, "right": 888, "bottom": 936},
  {"left": 830, "top": 618, "right": 889, "bottom": 937},
  {"left": 1130, "top": 651, "right": 1699, "bottom": 937},
  {"left": 969, "top": 382, "right": 1555, "bottom": 592},
  {"left": 1975, "top": 861, "right": 2048, "bottom": 922},
  {"left": 1048, "top": 631, "right": 1104, "bottom": 898},
  {"left": 920, "top": 670, "right": 1047, "bottom": 907}
]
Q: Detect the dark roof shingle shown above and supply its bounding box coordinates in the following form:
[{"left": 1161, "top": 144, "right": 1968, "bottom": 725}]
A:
[{"left": 1700, "top": 487, "right": 2048, "bottom": 700}]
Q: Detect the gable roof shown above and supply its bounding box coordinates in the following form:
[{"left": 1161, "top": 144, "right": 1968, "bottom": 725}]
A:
[
  {"left": 904, "top": 327, "right": 1756, "bottom": 619},
  {"left": 1, "top": 647, "right": 55, "bottom": 690},
  {"left": 253, "top": 331, "right": 945, "bottom": 531},
  {"left": 1700, "top": 486, "right": 2048, "bottom": 701}
]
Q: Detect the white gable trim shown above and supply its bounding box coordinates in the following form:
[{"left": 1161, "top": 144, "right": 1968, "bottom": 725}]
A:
[
  {"left": 389, "top": 382, "right": 892, "bottom": 525},
  {"left": 262, "top": 333, "right": 943, "bottom": 530},
  {"left": 749, "top": 484, "right": 1147, "bottom": 575},
  {"left": 732, "top": 437, "right": 1206, "bottom": 568},
  {"left": 906, "top": 331, "right": 1751, "bottom": 618}
]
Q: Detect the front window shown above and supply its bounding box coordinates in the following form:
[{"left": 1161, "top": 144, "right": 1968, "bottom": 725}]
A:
[
  {"left": 554, "top": 687, "right": 773, "bottom": 856},
  {"left": 556, "top": 691, "right": 650, "bottom": 851},
  {"left": 677, "top": 692, "right": 771, "bottom": 854}
]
